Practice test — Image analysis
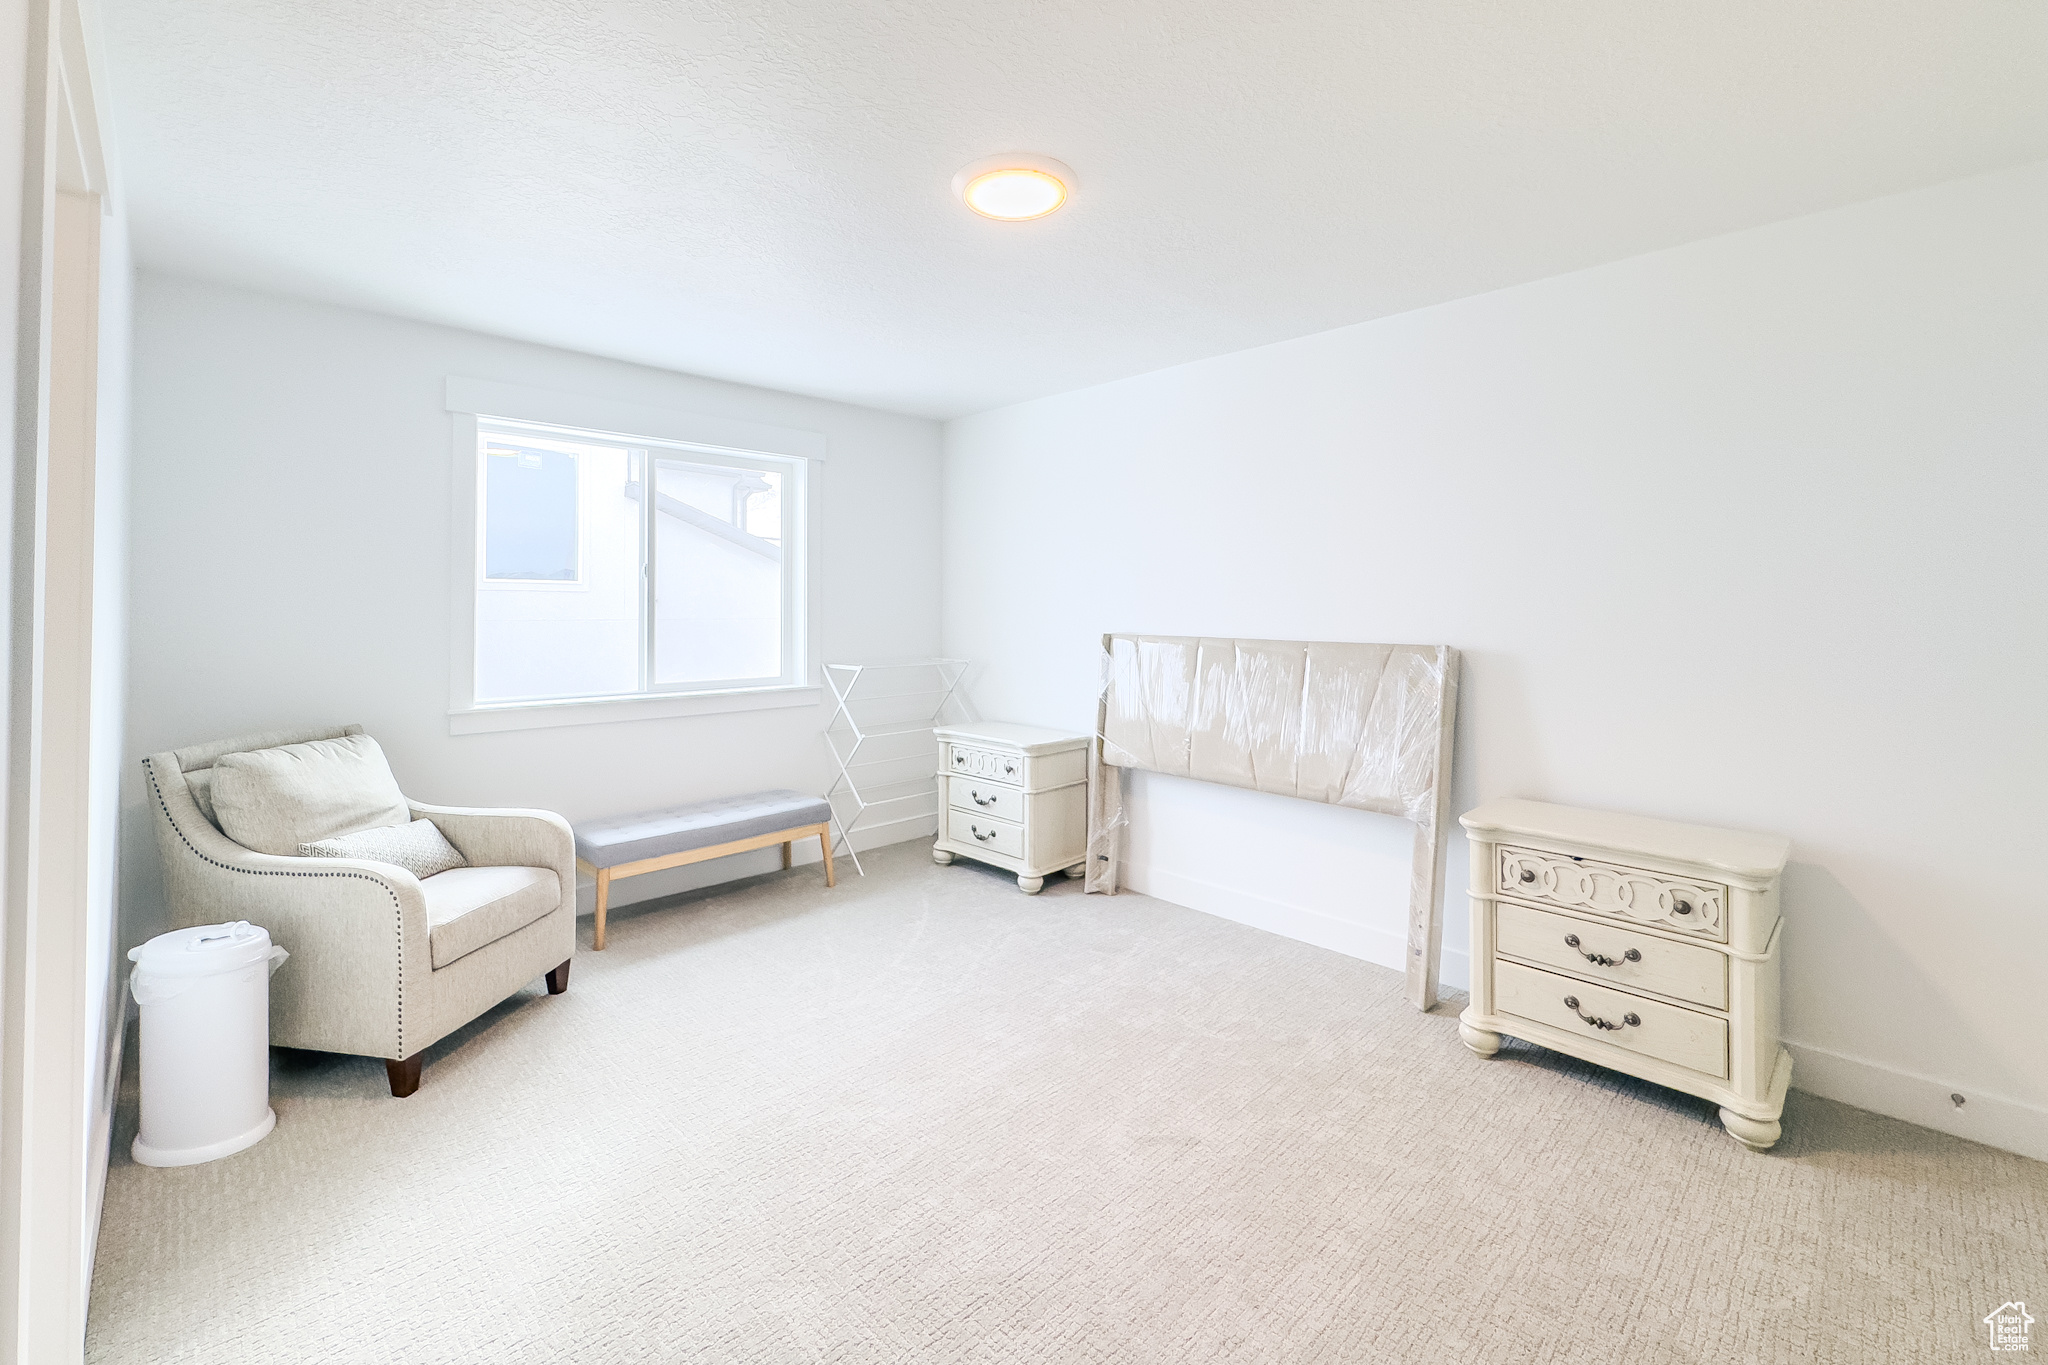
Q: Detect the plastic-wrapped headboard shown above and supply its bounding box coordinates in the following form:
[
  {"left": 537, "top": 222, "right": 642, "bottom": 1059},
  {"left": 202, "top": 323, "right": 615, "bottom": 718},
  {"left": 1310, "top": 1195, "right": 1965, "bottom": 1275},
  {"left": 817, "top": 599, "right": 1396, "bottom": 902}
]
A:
[{"left": 1086, "top": 635, "right": 1460, "bottom": 1010}]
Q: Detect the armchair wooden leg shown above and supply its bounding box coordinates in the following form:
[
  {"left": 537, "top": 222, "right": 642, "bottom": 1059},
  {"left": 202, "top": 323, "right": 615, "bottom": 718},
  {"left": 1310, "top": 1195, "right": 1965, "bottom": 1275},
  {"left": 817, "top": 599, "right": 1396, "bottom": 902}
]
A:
[
  {"left": 820, "top": 826, "right": 835, "bottom": 887},
  {"left": 782, "top": 840, "right": 792, "bottom": 870},
  {"left": 545, "top": 958, "right": 570, "bottom": 995},
  {"left": 386, "top": 1056, "right": 422, "bottom": 1098},
  {"left": 594, "top": 868, "right": 611, "bottom": 951}
]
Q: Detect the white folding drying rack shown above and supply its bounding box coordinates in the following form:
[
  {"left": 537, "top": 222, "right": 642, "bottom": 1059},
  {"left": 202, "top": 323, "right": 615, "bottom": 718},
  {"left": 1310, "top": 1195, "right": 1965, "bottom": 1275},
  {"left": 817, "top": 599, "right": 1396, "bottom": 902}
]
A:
[{"left": 823, "top": 659, "right": 973, "bottom": 876}]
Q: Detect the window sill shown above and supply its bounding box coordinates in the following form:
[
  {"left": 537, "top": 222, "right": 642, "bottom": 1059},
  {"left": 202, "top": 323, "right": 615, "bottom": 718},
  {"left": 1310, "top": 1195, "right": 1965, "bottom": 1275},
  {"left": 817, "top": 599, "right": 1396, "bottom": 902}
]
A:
[{"left": 449, "top": 685, "right": 821, "bottom": 735}]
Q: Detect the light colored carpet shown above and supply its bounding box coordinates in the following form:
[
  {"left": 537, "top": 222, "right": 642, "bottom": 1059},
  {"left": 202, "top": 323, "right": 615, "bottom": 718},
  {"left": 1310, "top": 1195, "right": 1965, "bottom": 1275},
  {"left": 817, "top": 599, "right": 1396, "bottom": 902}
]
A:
[{"left": 89, "top": 841, "right": 2045, "bottom": 1364}]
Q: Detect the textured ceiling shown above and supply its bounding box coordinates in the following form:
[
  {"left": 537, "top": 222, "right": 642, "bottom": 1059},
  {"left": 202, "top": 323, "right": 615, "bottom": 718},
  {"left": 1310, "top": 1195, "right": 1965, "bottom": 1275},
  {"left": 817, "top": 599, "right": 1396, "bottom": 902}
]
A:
[{"left": 101, "top": 0, "right": 2048, "bottom": 418}]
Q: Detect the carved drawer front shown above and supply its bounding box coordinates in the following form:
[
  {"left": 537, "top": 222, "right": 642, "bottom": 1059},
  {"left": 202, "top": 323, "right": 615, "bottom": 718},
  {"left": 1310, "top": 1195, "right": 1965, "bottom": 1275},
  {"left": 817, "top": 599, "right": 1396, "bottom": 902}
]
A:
[
  {"left": 1494, "top": 902, "right": 1727, "bottom": 1010},
  {"left": 947, "top": 745, "right": 1023, "bottom": 784},
  {"left": 1497, "top": 846, "right": 1726, "bottom": 941},
  {"left": 947, "top": 776, "right": 1024, "bottom": 823},
  {"left": 947, "top": 809, "right": 1024, "bottom": 860},
  {"left": 1494, "top": 960, "right": 1728, "bottom": 1079}
]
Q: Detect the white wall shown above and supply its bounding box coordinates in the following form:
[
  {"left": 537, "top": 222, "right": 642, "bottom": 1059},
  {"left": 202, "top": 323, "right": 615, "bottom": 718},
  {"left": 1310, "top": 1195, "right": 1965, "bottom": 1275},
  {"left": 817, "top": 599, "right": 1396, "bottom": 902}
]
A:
[
  {"left": 942, "top": 159, "right": 2048, "bottom": 1159},
  {"left": 122, "top": 274, "right": 943, "bottom": 945}
]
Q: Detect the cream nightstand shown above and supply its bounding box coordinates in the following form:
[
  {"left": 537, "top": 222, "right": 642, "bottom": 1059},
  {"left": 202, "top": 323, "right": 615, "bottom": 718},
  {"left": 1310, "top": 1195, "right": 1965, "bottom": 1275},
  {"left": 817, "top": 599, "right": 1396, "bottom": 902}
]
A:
[
  {"left": 931, "top": 723, "right": 1089, "bottom": 893},
  {"left": 1458, "top": 799, "right": 1793, "bottom": 1150}
]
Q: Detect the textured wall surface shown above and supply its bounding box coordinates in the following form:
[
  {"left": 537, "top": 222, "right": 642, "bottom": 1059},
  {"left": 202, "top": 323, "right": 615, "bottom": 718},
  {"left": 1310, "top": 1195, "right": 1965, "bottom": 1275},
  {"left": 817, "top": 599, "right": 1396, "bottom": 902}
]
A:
[{"left": 96, "top": 0, "right": 2048, "bottom": 415}]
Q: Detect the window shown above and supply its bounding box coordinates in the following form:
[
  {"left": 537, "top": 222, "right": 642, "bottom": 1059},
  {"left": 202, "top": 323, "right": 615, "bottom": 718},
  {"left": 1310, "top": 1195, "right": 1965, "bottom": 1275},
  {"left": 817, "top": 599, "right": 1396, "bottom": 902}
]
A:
[
  {"left": 470, "top": 417, "right": 806, "bottom": 707},
  {"left": 483, "top": 443, "right": 581, "bottom": 582}
]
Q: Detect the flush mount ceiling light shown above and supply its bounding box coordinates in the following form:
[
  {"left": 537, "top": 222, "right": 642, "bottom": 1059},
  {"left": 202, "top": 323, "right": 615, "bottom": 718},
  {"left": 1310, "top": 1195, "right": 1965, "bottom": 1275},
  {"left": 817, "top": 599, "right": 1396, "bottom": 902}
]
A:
[{"left": 952, "top": 154, "right": 1075, "bottom": 221}]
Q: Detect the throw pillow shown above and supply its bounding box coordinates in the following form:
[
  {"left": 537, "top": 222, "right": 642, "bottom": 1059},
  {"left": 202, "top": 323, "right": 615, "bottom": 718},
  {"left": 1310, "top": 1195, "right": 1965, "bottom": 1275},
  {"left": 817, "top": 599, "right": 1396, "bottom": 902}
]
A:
[
  {"left": 211, "top": 733, "right": 413, "bottom": 855},
  {"left": 184, "top": 768, "right": 221, "bottom": 830},
  {"left": 299, "top": 818, "right": 468, "bottom": 880}
]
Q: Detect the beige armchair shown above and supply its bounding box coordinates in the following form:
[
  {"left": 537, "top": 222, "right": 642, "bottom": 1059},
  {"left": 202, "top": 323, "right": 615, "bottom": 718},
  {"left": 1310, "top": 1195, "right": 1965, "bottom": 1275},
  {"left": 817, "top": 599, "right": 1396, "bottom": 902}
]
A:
[{"left": 142, "top": 724, "right": 576, "bottom": 1096}]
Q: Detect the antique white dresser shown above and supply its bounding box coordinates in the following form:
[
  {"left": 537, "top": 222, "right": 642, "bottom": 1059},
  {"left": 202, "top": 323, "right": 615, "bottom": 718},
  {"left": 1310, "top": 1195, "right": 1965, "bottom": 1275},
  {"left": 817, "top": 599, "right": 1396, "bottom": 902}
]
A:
[
  {"left": 931, "top": 722, "right": 1089, "bottom": 893},
  {"left": 1458, "top": 799, "right": 1793, "bottom": 1149}
]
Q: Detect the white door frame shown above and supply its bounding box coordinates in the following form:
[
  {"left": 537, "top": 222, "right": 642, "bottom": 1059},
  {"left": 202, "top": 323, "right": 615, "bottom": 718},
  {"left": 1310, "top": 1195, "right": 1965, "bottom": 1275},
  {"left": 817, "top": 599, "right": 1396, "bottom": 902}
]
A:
[{"left": 0, "top": 0, "right": 111, "bottom": 1360}]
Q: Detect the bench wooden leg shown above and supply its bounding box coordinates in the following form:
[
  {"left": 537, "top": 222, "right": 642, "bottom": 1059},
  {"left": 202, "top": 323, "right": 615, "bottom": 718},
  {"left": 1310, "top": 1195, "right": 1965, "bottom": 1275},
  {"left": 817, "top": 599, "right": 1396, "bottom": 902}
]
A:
[
  {"left": 782, "top": 840, "right": 792, "bottom": 870},
  {"left": 594, "top": 868, "right": 611, "bottom": 951},
  {"left": 386, "top": 1056, "right": 422, "bottom": 1098},
  {"left": 545, "top": 958, "right": 570, "bottom": 995},
  {"left": 820, "top": 827, "right": 835, "bottom": 887}
]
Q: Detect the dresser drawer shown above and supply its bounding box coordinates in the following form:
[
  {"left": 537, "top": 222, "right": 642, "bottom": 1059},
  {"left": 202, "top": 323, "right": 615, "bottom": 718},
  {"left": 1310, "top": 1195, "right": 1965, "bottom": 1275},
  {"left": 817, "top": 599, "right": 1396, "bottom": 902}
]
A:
[
  {"left": 947, "top": 809, "right": 1024, "bottom": 860},
  {"left": 1495, "top": 901, "right": 1727, "bottom": 1010},
  {"left": 946, "top": 745, "right": 1024, "bottom": 784},
  {"left": 1494, "top": 960, "right": 1728, "bottom": 1079},
  {"left": 947, "top": 776, "right": 1024, "bottom": 823},
  {"left": 1498, "top": 845, "right": 1727, "bottom": 941}
]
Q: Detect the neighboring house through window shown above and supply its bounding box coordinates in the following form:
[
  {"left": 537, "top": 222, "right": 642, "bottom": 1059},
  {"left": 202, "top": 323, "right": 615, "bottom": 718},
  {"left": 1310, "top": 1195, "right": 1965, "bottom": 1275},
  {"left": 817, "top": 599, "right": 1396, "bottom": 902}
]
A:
[
  {"left": 467, "top": 414, "right": 807, "bottom": 711},
  {"left": 475, "top": 421, "right": 802, "bottom": 703}
]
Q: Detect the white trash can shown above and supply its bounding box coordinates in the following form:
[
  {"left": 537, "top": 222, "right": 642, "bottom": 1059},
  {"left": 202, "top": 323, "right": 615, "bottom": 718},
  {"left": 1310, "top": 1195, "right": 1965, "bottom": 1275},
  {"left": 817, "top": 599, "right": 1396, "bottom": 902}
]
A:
[{"left": 128, "top": 922, "right": 288, "bottom": 1168}]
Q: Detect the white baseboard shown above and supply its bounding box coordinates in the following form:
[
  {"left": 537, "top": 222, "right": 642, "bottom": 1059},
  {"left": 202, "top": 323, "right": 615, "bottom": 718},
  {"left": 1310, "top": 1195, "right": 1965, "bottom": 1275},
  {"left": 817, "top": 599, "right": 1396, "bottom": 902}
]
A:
[
  {"left": 831, "top": 811, "right": 940, "bottom": 857},
  {"left": 1120, "top": 862, "right": 2046, "bottom": 1164},
  {"left": 1783, "top": 1040, "right": 2048, "bottom": 1163},
  {"left": 1122, "top": 860, "right": 1471, "bottom": 993},
  {"left": 86, "top": 988, "right": 134, "bottom": 1293}
]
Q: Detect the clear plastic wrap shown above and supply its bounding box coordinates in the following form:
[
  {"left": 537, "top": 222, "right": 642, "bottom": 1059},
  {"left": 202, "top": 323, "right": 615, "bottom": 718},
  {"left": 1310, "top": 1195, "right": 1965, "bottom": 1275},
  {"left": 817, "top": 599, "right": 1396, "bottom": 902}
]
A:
[{"left": 1085, "top": 636, "right": 1460, "bottom": 1008}]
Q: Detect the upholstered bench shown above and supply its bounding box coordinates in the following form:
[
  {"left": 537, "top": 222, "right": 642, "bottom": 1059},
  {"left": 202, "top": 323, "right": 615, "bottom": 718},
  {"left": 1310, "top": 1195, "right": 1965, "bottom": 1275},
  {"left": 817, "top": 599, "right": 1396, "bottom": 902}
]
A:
[{"left": 572, "top": 790, "right": 835, "bottom": 949}]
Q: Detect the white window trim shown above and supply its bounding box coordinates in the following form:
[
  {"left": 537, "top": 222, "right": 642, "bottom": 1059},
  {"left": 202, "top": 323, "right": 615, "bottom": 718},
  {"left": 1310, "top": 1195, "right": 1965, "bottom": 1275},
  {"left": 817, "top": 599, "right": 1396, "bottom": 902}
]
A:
[
  {"left": 446, "top": 379, "right": 825, "bottom": 734},
  {"left": 448, "top": 685, "right": 821, "bottom": 736}
]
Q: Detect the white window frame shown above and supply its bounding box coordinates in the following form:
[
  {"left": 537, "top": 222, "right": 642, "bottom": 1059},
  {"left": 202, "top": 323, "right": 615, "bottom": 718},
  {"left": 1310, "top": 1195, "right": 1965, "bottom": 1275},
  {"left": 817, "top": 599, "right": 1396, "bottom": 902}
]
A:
[
  {"left": 446, "top": 378, "right": 824, "bottom": 734},
  {"left": 638, "top": 443, "right": 800, "bottom": 694}
]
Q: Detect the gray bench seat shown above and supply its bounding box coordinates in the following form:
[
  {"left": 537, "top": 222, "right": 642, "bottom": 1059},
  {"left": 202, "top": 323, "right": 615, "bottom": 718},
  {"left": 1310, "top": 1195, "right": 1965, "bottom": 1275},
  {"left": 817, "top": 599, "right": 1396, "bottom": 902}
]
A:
[{"left": 571, "top": 789, "right": 835, "bottom": 948}]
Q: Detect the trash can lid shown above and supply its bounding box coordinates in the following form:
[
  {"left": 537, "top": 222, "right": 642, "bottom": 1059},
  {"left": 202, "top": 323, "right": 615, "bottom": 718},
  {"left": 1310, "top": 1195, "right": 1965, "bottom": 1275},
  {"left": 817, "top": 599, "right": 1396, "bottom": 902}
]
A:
[{"left": 127, "top": 921, "right": 276, "bottom": 976}]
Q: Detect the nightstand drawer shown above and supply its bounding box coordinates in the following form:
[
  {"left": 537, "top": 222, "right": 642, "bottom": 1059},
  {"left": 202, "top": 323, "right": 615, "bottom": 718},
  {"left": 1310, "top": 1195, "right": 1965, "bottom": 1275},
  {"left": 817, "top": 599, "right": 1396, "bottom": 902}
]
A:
[
  {"left": 1495, "top": 959, "right": 1728, "bottom": 1079},
  {"left": 1498, "top": 845, "right": 1728, "bottom": 941},
  {"left": 947, "top": 809, "right": 1023, "bottom": 859},
  {"left": 946, "top": 745, "right": 1023, "bottom": 783},
  {"left": 947, "top": 776, "right": 1024, "bottom": 822},
  {"left": 1495, "top": 902, "right": 1727, "bottom": 1010}
]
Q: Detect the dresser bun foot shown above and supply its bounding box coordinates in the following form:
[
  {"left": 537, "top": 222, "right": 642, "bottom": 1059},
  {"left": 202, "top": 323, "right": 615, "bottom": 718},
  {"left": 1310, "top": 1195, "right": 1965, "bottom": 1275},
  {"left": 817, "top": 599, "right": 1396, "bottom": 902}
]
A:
[
  {"left": 1458, "top": 1022, "right": 1503, "bottom": 1057},
  {"left": 1718, "top": 1108, "right": 1782, "bottom": 1151},
  {"left": 1064, "top": 864, "right": 1086, "bottom": 878},
  {"left": 1017, "top": 875, "right": 1045, "bottom": 894},
  {"left": 932, "top": 848, "right": 954, "bottom": 865}
]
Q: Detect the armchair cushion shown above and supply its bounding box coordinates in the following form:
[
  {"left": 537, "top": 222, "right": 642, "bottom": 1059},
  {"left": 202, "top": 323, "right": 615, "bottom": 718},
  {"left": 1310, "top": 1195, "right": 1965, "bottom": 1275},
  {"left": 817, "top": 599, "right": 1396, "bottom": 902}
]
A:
[
  {"left": 211, "top": 733, "right": 412, "bottom": 855},
  {"left": 420, "top": 866, "right": 561, "bottom": 969}
]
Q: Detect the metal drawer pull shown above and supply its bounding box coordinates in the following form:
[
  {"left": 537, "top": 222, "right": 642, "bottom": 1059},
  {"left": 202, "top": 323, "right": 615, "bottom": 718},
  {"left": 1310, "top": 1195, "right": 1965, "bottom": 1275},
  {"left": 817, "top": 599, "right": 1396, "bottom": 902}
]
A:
[
  {"left": 1003, "top": 762, "right": 1017, "bottom": 775},
  {"left": 970, "top": 790, "right": 998, "bottom": 807},
  {"left": 954, "top": 754, "right": 966, "bottom": 765},
  {"left": 1564, "top": 934, "right": 1640, "bottom": 967},
  {"left": 1518, "top": 868, "right": 1537, "bottom": 883},
  {"left": 971, "top": 825, "right": 997, "bottom": 842},
  {"left": 1671, "top": 899, "right": 1692, "bottom": 915},
  {"left": 1564, "top": 996, "right": 1639, "bottom": 1031}
]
